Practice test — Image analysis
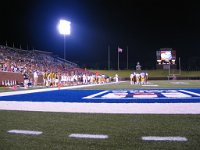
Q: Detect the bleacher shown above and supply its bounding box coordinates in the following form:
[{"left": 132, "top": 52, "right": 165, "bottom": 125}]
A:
[
  {"left": 0, "top": 45, "right": 88, "bottom": 86},
  {"left": 0, "top": 45, "right": 78, "bottom": 73}
]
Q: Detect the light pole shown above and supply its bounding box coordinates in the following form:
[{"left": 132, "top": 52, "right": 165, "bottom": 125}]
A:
[{"left": 58, "top": 19, "right": 71, "bottom": 60}]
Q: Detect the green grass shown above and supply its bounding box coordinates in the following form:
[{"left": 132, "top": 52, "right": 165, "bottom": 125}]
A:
[
  {"left": 0, "top": 111, "right": 200, "bottom": 150},
  {"left": 75, "top": 80, "right": 200, "bottom": 90}
]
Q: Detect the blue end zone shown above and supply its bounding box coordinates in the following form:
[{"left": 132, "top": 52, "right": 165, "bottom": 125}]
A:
[{"left": 0, "top": 89, "right": 200, "bottom": 103}]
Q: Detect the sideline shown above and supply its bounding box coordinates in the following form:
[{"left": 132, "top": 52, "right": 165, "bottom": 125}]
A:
[{"left": 0, "top": 81, "right": 125, "bottom": 97}]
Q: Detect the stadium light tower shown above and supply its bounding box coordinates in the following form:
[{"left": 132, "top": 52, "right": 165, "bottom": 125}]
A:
[{"left": 58, "top": 19, "right": 71, "bottom": 60}]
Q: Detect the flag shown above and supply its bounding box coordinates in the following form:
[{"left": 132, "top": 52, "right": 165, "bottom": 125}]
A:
[{"left": 118, "top": 47, "right": 123, "bottom": 53}]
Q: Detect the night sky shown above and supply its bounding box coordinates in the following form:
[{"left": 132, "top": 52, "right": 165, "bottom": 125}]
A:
[{"left": 1, "top": 0, "right": 200, "bottom": 69}]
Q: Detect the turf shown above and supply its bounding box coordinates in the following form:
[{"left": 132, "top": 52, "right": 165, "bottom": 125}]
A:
[
  {"left": 74, "top": 80, "right": 200, "bottom": 90},
  {"left": 0, "top": 110, "right": 200, "bottom": 150}
]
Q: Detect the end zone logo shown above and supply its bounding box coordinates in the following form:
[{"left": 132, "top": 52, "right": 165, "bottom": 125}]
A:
[
  {"left": 84, "top": 89, "right": 200, "bottom": 99},
  {"left": 131, "top": 93, "right": 158, "bottom": 98}
]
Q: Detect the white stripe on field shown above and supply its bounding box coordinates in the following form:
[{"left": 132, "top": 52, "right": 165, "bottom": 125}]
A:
[
  {"left": 8, "top": 130, "right": 42, "bottom": 135},
  {"left": 142, "top": 84, "right": 158, "bottom": 87},
  {"left": 142, "top": 136, "right": 187, "bottom": 141},
  {"left": 83, "top": 90, "right": 108, "bottom": 99},
  {"left": 1, "top": 102, "right": 200, "bottom": 114},
  {"left": 179, "top": 90, "right": 200, "bottom": 97},
  {"left": 0, "top": 81, "right": 125, "bottom": 97},
  {"left": 69, "top": 133, "right": 108, "bottom": 139}
]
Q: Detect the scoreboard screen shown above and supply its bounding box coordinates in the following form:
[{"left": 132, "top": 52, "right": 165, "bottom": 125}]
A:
[{"left": 161, "top": 51, "right": 172, "bottom": 61}]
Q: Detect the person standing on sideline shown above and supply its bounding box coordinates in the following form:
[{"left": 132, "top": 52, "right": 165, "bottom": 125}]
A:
[
  {"left": 33, "top": 70, "right": 38, "bottom": 86},
  {"left": 115, "top": 74, "right": 119, "bottom": 82},
  {"left": 130, "top": 73, "right": 134, "bottom": 85},
  {"left": 23, "top": 71, "right": 29, "bottom": 89}
]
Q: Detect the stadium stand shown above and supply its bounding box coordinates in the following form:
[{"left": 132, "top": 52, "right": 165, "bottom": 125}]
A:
[{"left": 0, "top": 45, "right": 98, "bottom": 87}]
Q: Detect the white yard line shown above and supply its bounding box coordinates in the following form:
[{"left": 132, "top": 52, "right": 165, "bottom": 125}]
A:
[
  {"left": 142, "top": 136, "right": 188, "bottom": 142},
  {"left": 1, "top": 101, "right": 200, "bottom": 114},
  {"left": 7, "top": 130, "right": 42, "bottom": 135},
  {"left": 69, "top": 133, "right": 108, "bottom": 139},
  {"left": 142, "top": 84, "right": 158, "bottom": 86}
]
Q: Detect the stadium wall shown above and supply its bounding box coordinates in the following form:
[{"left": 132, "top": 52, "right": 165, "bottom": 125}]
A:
[{"left": 0, "top": 72, "right": 43, "bottom": 86}]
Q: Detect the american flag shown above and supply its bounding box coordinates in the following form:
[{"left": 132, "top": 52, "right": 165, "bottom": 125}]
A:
[{"left": 118, "top": 47, "right": 123, "bottom": 53}]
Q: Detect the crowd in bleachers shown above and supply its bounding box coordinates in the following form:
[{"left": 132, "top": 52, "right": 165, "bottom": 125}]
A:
[
  {"left": 0, "top": 46, "right": 94, "bottom": 86},
  {"left": 0, "top": 45, "right": 77, "bottom": 74},
  {"left": 0, "top": 45, "right": 111, "bottom": 87}
]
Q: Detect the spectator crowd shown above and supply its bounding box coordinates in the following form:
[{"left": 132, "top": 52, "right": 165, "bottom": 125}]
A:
[{"left": 0, "top": 45, "right": 110, "bottom": 88}]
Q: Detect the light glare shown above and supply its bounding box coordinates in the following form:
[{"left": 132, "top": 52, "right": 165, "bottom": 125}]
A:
[{"left": 58, "top": 19, "right": 71, "bottom": 35}]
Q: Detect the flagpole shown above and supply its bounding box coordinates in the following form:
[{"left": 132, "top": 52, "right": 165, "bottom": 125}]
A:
[
  {"left": 108, "top": 45, "right": 110, "bottom": 70},
  {"left": 179, "top": 57, "right": 181, "bottom": 75},
  {"left": 127, "top": 46, "right": 128, "bottom": 70},
  {"left": 118, "top": 46, "right": 119, "bottom": 70}
]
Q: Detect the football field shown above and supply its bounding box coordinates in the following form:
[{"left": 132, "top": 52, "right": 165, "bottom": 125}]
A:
[{"left": 0, "top": 81, "right": 200, "bottom": 150}]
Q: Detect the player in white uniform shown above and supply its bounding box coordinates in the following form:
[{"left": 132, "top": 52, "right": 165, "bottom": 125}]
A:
[{"left": 130, "top": 73, "right": 134, "bottom": 85}]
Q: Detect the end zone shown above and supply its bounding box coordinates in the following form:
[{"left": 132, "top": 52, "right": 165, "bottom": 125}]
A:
[{"left": 0, "top": 88, "right": 200, "bottom": 114}]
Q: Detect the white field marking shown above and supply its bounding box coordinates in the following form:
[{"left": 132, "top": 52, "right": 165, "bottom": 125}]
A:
[
  {"left": 171, "top": 82, "right": 189, "bottom": 85},
  {"left": 161, "top": 92, "right": 191, "bottom": 98},
  {"left": 0, "top": 81, "right": 125, "bottom": 97},
  {"left": 142, "top": 84, "right": 158, "bottom": 87},
  {"left": 1, "top": 102, "right": 200, "bottom": 114},
  {"left": 69, "top": 133, "right": 108, "bottom": 139},
  {"left": 142, "top": 136, "right": 188, "bottom": 142},
  {"left": 83, "top": 90, "right": 109, "bottom": 99},
  {"left": 179, "top": 90, "right": 200, "bottom": 97},
  {"left": 8, "top": 130, "right": 42, "bottom": 135}
]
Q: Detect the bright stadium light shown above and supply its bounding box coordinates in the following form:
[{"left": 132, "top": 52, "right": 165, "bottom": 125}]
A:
[
  {"left": 58, "top": 19, "right": 71, "bottom": 35},
  {"left": 58, "top": 19, "right": 71, "bottom": 60}
]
